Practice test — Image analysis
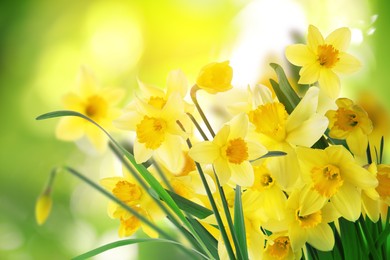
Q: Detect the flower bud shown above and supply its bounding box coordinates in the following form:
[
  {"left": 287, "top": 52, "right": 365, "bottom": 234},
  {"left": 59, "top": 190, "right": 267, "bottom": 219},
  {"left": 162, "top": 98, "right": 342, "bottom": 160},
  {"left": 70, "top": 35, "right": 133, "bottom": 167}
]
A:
[
  {"left": 35, "top": 192, "right": 52, "bottom": 225},
  {"left": 196, "top": 61, "right": 233, "bottom": 94}
]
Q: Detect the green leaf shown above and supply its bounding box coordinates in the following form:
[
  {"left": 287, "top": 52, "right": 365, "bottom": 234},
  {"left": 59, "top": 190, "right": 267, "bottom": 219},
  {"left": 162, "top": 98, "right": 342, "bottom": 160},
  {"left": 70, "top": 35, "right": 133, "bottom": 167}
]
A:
[
  {"left": 234, "top": 186, "right": 248, "bottom": 260},
  {"left": 250, "top": 150, "right": 286, "bottom": 162},
  {"left": 339, "top": 217, "right": 361, "bottom": 259},
  {"left": 188, "top": 217, "right": 219, "bottom": 260},
  {"left": 166, "top": 190, "right": 213, "bottom": 219},
  {"left": 72, "top": 238, "right": 208, "bottom": 260},
  {"left": 269, "top": 63, "right": 301, "bottom": 114}
]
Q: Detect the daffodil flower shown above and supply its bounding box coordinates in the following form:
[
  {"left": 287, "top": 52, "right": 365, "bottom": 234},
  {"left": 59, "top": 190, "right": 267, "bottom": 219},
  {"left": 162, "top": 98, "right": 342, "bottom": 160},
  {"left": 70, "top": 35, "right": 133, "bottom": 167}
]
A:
[
  {"left": 247, "top": 85, "right": 328, "bottom": 190},
  {"left": 56, "top": 67, "right": 124, "bottom": 152},
  {"left": 196, "top": 61, "right": 233, "bottom": 94},
  {"left": 262, "top": 232, "right": 301, "bottom": 260},
  {"left": 296, "top": 145, "right": 379, "bottom": 221},
  {"left": 286, "top": 25, "right": 361, "bottom": 98},
  {"left": 326, "top": 98, "right": 373, "bottom": 156},
  {"left": 189, "top": 113, "right": 267, "bottom": 187}
]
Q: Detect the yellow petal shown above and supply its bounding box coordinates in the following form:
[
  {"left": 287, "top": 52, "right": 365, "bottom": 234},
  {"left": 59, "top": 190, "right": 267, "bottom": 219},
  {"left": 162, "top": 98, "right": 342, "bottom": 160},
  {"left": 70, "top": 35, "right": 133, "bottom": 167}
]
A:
[
  {"left": 213, "top": 125, "right": 230, "bottom": 147},
  {"left": 85, "top": 124, "right": 108, "bottom": 152},
  {"left": 156, "top": 135, "right": 185, "bottom": 173},
  {"left": 229, "top": 161, "right": 254, "bottom": 187},
  {"left": 55, "top": 117, "right": 85, "bottom": 141},
  {"left": 100, "top": 177, "right": 125, "bottom": 191},
  {"left": 166, "top": 69, "right": 188, "bottom": 97},
  {"left": 227, "top": 113, "right": 248, "bottom": 139},
  {"left": 247, "top": 140, "right": 267, "bottom": 161},
  {"left": 346, "top": 128, "right": 368, "bottom": 156},
  {"left": 362, "top": 193, "right": 380, "bottom": 222},
  {"left": 62, "top": 93, "right": 83, "bottom": 110},
  {"left": 298, "top": 63, "right": 321, "bottom": 84},
  {"left": 289, "top": 223, "right": 307, "bottom": 252},
  {"left": 325, "top": 27, "right": 351, "bottom": 52},
  {"left": 333, "top": 52, "right": 361, "bottom": 74},
  {"left": 331, "top": 183, "right": 361, "bottom": 221},
  {"left": 299, "top": 186, "right": 327, "bottom": 216},
  {"left": 134, "top": 139, "right": 154, "bottom": 163},
  {"left": 77, "top": 66, "right": 98, "bottom": 96},
  {"left": 307, "top": 224, "right": 334, "bottom": 251},
  {"left": 188, "top": 141, "right": 219, "bottom": 163},
  {"left": 307, "top": 25, "right": 324, "bottom": 52},
  {"left": 286, "top": 114, "right": 328, "bottom": 147},
  {"left": 340, "top": 163, "right": 378, "bottom": 190},
  {"left": 285, "top": 44, "right": 316, "bottom": 66},
  {"left": 318, "top": 69, "right": 340, "bottom": 99},
  {"left": 213, "top": 157, "right": 231, "bottom": 185}
]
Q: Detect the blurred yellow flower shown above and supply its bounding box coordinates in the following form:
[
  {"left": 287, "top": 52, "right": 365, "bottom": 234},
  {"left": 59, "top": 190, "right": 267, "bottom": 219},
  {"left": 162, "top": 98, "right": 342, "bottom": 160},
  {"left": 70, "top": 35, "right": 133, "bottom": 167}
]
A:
[
  {"left": 196, "top": 61, "right": 233, "bottom": 94},
  {"left": 326, "top": 98, "right": 373, "bottom": 156},
  {"left": 285, "top": 25, "right": 361, "bottom": 98},
  {"left": 56, "top": 67, "right": 124, "bottom": 152},
  {"left": 263, "top": 233, "right": 300, "bottom": 260},
  {"left": 189, "top": 113, "right": 267, "bottom": 187},
  {"left": 35, "top": 192, "right": 52, "bottom": 225}
]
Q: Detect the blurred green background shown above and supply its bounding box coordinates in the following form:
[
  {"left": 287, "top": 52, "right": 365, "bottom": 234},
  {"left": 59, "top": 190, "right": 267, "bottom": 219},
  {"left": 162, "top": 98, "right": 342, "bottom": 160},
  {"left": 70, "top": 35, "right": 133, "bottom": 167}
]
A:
[{"left": 1, "top": 0, "right": 389, "bottom": 259}]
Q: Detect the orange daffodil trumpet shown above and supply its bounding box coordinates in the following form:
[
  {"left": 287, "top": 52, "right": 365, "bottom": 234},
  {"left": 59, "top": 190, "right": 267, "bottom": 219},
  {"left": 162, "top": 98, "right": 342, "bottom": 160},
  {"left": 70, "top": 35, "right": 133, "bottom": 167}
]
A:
[
  {"left": 286, "top": 25, "right": 361, "bottom": 98},
  {"left": 189, "top": 113, "right": 267, "bottom": 187}
]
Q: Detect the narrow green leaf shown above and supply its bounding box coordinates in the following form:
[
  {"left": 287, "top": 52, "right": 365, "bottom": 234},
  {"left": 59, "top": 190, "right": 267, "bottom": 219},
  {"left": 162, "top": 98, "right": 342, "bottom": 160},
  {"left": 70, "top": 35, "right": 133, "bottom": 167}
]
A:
[
  {"left": 72, "top": 238, "right": 208, "bottom": 260},
  {"left": 380, "top": 136, "right": 384, "bottom": 164},
  {"left": 339, "top": 217, "right": 361, "bottom": 259},
  {"left": 166, "top": 190, "right": 213, "bottom": 219},
  {"left": 234, "top": 186, "right": 248, "bottom": 260},
  {"left": 188, "top": 217, "right": 219, "bottom": 260},
  {"left": 269, "top": 63, "right": 301, "bottom": 114},
  {"left": 250, "top": 150, "right": 286, "bottom": 162}
]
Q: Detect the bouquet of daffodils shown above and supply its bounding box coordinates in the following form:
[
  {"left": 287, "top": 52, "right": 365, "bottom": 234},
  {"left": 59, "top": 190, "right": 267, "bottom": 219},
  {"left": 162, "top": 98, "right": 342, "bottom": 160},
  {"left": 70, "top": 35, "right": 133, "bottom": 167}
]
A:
[{"left": 36, "top": 25, "right": 389, "bottom": 260}]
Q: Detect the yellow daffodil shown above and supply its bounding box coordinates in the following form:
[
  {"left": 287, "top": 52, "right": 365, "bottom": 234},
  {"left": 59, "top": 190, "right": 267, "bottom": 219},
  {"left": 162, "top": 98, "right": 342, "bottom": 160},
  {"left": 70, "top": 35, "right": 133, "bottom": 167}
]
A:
[
  {"left": 247, "top": 163, "right": 287, "bottom": 222},
  {"left": 296, "top": 145, "right": 378, "bottom": 221},
  {"left": 285, "top": 189, "right": 340, "bottom": 253},
  {"left": 189, "top": 113, "right": 267, "bottom": 187},
  {"left": 247, "top": 86, "right": 328, "bottom": 190},
  {"left": 286, "top": 25, "right": 361, "bottom": 98},
  {"left": 56, "top": 67, "right": 124, "bottom": 152},
  {"left": 100, "top": 172, "right": 164, "bottom": 238},
  {"left": 262, "top": 232, "right": 301, "bottom": 260},
  {"left": 196, "top": 61, "right": 233, "bottom": 94},
  {"left": 326, "top": 98, "right": 373, "bottom": 156},
  {"left": 114, "top": 91, "right": 188, "bottom": 173}
]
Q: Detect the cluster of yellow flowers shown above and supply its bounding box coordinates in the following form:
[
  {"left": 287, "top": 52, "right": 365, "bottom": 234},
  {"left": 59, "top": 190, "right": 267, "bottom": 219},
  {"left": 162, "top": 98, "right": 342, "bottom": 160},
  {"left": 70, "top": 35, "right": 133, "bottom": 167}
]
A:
[{"left": 37, "top": 25, "right": 390, "bottom": 259}]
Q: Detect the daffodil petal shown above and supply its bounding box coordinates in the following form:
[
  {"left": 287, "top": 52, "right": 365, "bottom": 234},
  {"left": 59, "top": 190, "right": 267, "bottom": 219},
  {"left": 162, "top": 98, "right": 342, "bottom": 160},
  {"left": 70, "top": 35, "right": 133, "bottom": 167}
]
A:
[
  {"left": 229, "top": 161, "right": 254, "bottom": 187},
  {"left": 156, "top": 135, "right": 185, "bottom": 173},
  {"left": 287, "top": 87, "right": 319, "bottom": 132},
  {"left": 298, "top": 63, "right": 321, "bottom": 84},
  {"left": 362, "top": 192, "right": 380, "bottom": 222},
  {"left": 289, "top": 223, "right": 307, "bottom": 252},
  {"left": 227, "top": 113, "right": 248, "bottom": 139},
  {"left": 285, "top": 44, "right": 316, "bottom": 66},
  {"left": 55, "top": 117, "right": 85, "bottom": 141},
  {"left": 307, "top": 224, "right": 334, "bottom": 251},
  {"left": 188, "top": 141, "right": 219, "bottom": 164},
  {"left": 308, "top": 25, "right": 324, "bottom": 52},
  {"left": 213, "top": 125, "right": 230, "bottom": 147},
  {"left": 340, "top": 163, "right": 378, "bottom": 190},
  {"left": 333, "top": 52, "right": 361, "bottom": 74},
  {"left": 318, "top": 69, "right": 340, "bottom": 99},
  {"left": 299, "top": 186, "right": 327, "bottom": 215},
  {"left": 213, "top": 158, "right": 231, "bottom": 185},
  {"left": 78, "top": 66, "right": 98, "bottom": 96},
  {"left": 325, "top": 27, "right": 351, "bottom": 52},
  {"left": 346, "top": 128, "right": 369, "bottom": 156},
  {"left": 331, "top": 183, "right": 361, "bottom": 221},
  {"left": 247, "top": 140, "right": 267, "bottom": 161},
  {"left": 286, "top": 114, "right": 328, "bottom": 147},
  {"left": 134, "top": 139, "right": 154, "bottom": 164},
  {"left": 166, "top": 69, "right": 188, "bottom": 97},
  {"left": 85, "top": 124, "right": 108, "bottom": 152}
]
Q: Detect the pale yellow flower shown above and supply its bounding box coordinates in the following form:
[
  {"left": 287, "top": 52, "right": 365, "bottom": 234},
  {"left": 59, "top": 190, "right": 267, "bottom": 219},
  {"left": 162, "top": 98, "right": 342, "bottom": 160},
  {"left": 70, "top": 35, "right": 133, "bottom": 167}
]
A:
[
  {"left": 296, "top": 145, "right": 378, "bottom": 221},
  {"left": 189, "top": 113, "right": 267, "bottom": 187},
  {"left": 262, "top": 232, "right": 301, "bottom": 260},
  {"left": 326, "top": 98, "right": 373, "bottom": 156},
  {"left": 286, "top": 25, "right": 361, "bottom": 98},
  {"left": 56, "top": 66, "right": 124, "bottom": 152},
  {"left": 196, "top": 61, "right": 233, "bottom": 94}
]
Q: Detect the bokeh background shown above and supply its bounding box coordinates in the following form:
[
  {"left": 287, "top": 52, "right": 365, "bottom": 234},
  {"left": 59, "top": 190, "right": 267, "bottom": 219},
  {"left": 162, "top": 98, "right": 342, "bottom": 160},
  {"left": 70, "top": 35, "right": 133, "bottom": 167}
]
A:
[{"left": 1, "top": 0, "right": 389, "bottom": 259}]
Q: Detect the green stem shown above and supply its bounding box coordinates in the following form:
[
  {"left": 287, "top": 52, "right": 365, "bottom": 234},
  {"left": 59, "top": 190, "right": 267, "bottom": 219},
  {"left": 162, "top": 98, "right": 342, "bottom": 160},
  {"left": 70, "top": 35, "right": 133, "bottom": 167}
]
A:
[
  {"left": 190, "top": 85, "right": 215, "bottom": 138},
  {"left": 358, "top": 215, "right": 380, "bottom": 259},
  {"left": 186, "top": 113, "right": 209, "bottom": 141}
]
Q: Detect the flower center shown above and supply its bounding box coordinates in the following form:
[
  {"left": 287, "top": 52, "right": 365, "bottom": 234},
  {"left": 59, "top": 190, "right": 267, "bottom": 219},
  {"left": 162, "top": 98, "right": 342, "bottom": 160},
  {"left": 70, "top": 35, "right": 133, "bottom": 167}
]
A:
[
  {"left": 225, "top": 138, "right": 248, "bottom": 164},
  {"left": 252, "top": 166, "right": 275, "bottom": 191},
  {"left": 334, "top": 108, "right": 359, "bottom": 131},
  {"left": 112, "top": 181, "right": 142, "bottom": 205},
  {"left": 317, "top": 44, "right": 340, "bottom": 68},
  {"left": 296, "top": 209, "right": 322, "bottom": 229},
  {"left": 377, "top": 165, "right": 390, "bottom": 199},
  {"left": 311, "top": 164, "right": 344, "bottom": 197},
  {"left": 248, "top": 102, "right": 287, "bottom": 142},
  {"left": 84, "top": 95, "right": 108, "bottom": 120},
  {"left": 136, "top": 116, "right": 167, "bottom": 149},
  {"left": 148, "top": 96, "right": 167, "bottom": 109},
  {"left": 267, "top": 236, "right": 291, "bottom": 259}
]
